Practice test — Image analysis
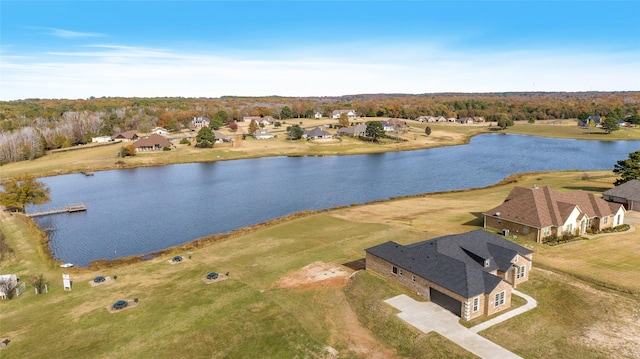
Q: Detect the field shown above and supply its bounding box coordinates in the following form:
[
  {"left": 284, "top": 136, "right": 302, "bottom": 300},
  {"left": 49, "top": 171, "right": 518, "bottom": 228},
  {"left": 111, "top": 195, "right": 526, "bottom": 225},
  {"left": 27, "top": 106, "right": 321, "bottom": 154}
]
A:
[
  {"left": 1, "top": 170, "right": 639, "bottom": 358},
  {"left": 1, "top": 119, "right": 638, "bottom": 179}
]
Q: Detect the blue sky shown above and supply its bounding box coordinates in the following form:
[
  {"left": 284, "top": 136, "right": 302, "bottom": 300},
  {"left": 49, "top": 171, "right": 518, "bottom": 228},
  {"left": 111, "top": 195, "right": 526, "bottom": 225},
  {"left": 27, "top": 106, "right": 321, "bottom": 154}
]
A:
[{"left": 1, "top": 1, "right": 639, "bottom": 100}]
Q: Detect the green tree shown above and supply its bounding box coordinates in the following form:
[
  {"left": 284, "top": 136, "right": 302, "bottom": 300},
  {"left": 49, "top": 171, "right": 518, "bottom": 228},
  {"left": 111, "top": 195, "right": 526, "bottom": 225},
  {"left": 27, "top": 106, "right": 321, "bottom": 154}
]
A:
[
  {"left": 425, "top": 126, "right": 432, "bottom": 136},
  {"left": 280, "top": 106, "right": 293, "bottom": 119},
  {"left": 248, "top": 120, "right": 260, "bottom": 134},
  {"left": 601, "top": 117, "right": 620, "bottom": 134},
  {"left": 626, "top": 114, "right": 640, "bottom": 126},
  {"left": 286, "top": 125, "right": 304, "bottom": 140},
  {"left": 613, "top": 150, "right": 640, "bottom": 185},
  {"left": 365, "top": 121, "right": 385, "bottom": 142},
  {"left": 497, "top": 114, "right": 514, "bottom": 130},
  {"left": 0, "top": 175, "right": 51, "bottom": 212},
  {"left": 196, "top": 126, "right": 215, "bottom": 148}
]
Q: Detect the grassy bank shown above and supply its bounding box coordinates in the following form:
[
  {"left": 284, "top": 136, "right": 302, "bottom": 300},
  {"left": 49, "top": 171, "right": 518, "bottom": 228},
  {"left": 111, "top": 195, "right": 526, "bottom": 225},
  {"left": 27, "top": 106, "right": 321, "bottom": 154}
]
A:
[
  {"left": 2, "top": 120, "right": 638, "bottom": 179},
  {"left": 1, "top": 170, "right": 639, "bottom": 358}
]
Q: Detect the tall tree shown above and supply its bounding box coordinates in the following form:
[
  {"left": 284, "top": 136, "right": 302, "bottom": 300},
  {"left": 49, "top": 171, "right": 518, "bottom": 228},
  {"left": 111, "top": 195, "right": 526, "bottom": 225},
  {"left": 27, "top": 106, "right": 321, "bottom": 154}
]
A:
[
  {"left": 280, "top": 106, "right": 293, "bottom": 119},
  {"left": 365, "top": 121, "right": 385, "bottom": 142},
  {"left": 613, "top": 150, "right": 640, "bottom": 185},
  {"left": 248, "top": 120, "right": 260, "bottom": 134},
  {"left": 425, "top": 126, "right": 432, "bottom": 136},
  {"left": 195, "top": 126, "right": 215, "bottom": 148},
  {"left": 286, "top": 125, "right": 304, "bottom": 140},
  {"left": 601, "top": 117, "right": 620, "bottom": 134},
  {"left": 338, "top": 113, "right": 350, "bottom": 127},
  {"left": 0, "top": 175, "right": 51, "bottom": 212}
]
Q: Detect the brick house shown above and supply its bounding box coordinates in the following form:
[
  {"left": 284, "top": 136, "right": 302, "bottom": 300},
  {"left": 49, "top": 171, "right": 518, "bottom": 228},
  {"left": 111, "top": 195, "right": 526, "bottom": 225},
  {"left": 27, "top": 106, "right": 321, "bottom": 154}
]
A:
[
  {"left": 365, "top": 230, "right": 533, "bottom": 321},
  {"left": 603, "top": 179, "right": 640, "bottom": 211},
  {"left": 133, "top": 134, "right": 173, "bottom": 151},
  {"left": 484, "top": 185, "right": 626, "bottom": 243}
]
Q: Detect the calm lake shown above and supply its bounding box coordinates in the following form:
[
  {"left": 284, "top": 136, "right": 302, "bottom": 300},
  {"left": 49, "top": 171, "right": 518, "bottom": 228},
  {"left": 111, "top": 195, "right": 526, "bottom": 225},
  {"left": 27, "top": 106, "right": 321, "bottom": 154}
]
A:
[{"left": 30, "top": 134, "right": 640, "bottom": 266}]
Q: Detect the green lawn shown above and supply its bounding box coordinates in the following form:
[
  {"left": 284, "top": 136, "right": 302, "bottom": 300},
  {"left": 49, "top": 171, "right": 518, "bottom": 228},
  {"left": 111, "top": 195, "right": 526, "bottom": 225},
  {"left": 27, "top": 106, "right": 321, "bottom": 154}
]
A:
[{"left": 1, "top": 171, "right": 639, "bottom": 358}]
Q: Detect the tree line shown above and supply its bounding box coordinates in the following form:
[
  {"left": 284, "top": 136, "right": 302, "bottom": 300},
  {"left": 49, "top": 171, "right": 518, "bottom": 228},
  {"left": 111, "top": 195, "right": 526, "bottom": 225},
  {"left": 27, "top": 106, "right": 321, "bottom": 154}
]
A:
[{"left": 1, "top": 92, "right": 639, "bottom": 164}]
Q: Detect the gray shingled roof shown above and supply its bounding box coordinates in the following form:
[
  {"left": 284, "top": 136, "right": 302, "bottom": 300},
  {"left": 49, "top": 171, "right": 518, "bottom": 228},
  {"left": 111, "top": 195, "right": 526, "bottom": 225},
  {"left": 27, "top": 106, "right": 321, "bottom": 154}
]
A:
[
  {"left": 366, "top": 230, "right": 532, "bottom": 298},
  {"left": 603, "top": 180, "right": 640, "bottom": 202}
]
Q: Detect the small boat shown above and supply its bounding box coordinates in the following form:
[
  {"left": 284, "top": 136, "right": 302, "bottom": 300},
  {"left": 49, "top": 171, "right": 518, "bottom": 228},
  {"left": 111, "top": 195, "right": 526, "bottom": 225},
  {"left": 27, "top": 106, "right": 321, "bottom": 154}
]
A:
[{"left": 60, "top": 263, "right": 74, "bottom": 268}]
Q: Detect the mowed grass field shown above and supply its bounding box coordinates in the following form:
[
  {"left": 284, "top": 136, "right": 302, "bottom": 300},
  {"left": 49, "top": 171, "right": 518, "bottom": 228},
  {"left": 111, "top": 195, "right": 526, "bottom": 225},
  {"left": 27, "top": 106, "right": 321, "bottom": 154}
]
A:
[{"left": 1, "top": 170, "right": 639, "bottom": 358}]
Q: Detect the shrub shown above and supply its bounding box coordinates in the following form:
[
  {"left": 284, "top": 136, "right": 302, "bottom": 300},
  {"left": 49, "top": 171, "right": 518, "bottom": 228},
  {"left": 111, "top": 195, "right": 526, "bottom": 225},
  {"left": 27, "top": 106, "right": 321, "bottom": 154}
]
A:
[
  {"left": 162, "top": 146, "right": 171, "bottom": 151},
  {"left": 179, "top": 138, "right": 190, "bottom": 145}
]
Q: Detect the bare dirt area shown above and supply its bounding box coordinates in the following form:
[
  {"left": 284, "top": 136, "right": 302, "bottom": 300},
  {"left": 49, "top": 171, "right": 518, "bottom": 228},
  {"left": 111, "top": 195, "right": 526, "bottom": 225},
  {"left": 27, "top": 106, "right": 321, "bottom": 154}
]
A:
[
  {"left": 274, "top": 261, "right": 353, "bottom": 290},
  {"left": 106, "top": 299, "right": 139, "bottom": 314},
  {"left": 536, "top": 268, "right": 640, "bottom": 358},
  {"left": 201, "top": 274, "right": 229, "bottom": 284},
  {"left": 88, "top": 276, "right": 113, "bottom": 287}
]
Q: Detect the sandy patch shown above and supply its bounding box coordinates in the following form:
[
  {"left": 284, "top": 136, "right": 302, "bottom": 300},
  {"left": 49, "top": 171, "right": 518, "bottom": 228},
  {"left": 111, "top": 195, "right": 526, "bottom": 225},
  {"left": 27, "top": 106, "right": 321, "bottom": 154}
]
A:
[
  {"left": 274, "top": 261, "right": 353, "bottom": 290},
  {"left": 106, "top": 299, "right": 140, "bottom": 313},
  {"left": 89, "top": 276, "right": 113, "bottom": 287},
  {"left": 167, "top": 256, "right": 191, "bottom": 265},
  {"left": 202, "top": 274, "right": 230, "bottom": 284}
]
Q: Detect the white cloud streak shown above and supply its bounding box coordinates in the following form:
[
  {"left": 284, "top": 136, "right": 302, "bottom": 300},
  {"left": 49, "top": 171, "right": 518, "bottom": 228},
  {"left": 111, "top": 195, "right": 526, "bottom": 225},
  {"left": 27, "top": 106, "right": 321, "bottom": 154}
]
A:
[
  {"left": 44, "top": 28, "right": 106, "bottom": 39},
  {"left": 1, "top": 44, "right": 638, "bottom": 100}
]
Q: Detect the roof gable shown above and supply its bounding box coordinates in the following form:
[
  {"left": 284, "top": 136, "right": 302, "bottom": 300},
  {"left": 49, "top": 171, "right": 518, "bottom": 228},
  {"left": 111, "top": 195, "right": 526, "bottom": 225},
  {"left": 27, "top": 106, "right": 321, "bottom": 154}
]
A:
[
  {"left": 366, "top": 230, "right": 532, "bottom": 298},
  {"left": 604, "top": 180, "right": 640, "bottom": 201}
]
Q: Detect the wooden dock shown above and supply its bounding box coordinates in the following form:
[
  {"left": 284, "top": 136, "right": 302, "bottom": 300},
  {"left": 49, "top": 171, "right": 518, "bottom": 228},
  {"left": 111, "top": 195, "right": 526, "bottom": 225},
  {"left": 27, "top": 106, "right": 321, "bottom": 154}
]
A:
[{"left": 28, "top": 203, "right": 87, "bottom": 217}]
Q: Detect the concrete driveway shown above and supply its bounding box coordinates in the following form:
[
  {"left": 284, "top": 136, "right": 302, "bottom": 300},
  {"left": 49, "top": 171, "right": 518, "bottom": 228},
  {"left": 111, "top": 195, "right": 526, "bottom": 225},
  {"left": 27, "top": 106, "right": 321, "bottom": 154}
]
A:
[{"left": 385, "top": 290, "right": 536, "bottom": 359}]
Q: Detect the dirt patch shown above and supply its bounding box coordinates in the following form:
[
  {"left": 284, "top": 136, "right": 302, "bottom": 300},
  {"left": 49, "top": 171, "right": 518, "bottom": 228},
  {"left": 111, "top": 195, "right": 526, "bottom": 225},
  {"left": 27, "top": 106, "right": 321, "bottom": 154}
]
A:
[
  {"left": 106, "top": 299, "right": 139, "bottom": 313},
  {"left": 167, "top": 256, "right": 191, "bottom": 265},
  {"left": 0, "top": 338, "right": 9, "bottom": 350},
  {"left": 202, "top": 274, "right": 230, "bottom": 284},
  {"left": 89, "top": 276, "right": 113, "bottom": 287},
  {"left": 274, "top": 261, "right": 353, "bottom": 290},
  {"left": 536, "top": 268, "right": 640, "bottom": 358}
]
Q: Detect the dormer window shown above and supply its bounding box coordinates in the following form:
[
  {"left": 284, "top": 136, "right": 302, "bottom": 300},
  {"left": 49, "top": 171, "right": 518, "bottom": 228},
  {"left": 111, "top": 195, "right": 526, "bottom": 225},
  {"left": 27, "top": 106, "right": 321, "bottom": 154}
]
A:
[
  {"left": 514, "top": 256, "right": 518, "bottom": 263},
  {"left": 484, "top": 259, "right": 490, "bottom": 267}
]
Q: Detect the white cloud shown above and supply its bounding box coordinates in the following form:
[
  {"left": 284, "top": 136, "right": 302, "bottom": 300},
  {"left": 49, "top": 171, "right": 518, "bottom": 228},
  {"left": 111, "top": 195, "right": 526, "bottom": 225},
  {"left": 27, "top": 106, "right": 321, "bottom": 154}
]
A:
[
  {"left": 44, "top": 28, "right": 106, "bottom": 39},
  {"left": 1, "top": 43, "right": 638, "bottom": 100}
]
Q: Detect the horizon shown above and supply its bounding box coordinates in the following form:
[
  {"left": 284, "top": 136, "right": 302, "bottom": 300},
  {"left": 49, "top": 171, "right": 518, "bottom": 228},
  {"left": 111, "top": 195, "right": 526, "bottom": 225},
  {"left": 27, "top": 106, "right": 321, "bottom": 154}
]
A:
[{"left": 1, "top": 1, "right": 639, "bottom": 101}]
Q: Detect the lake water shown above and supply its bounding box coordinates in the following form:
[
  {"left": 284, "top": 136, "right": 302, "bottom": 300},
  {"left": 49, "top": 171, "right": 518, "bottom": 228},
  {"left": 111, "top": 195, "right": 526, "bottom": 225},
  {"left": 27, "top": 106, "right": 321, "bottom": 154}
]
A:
[{"left": 30, "top": 134, "right": 640, "bottom": 266}]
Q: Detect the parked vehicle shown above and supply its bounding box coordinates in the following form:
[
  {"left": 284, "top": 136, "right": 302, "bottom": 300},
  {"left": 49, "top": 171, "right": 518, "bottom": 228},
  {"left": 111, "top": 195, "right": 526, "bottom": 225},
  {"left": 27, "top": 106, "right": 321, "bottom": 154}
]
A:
[
  {"left": 172, "top": 256, "right": 182, "bottom": 262},
  {"left": 112, "top": 300, "right": 128, "bottom": 310},
  {"left": 206, "top": 272, "right": 218, "bottom": 280},
  {"left": 93, "top": 276, "right": 105, "bottom": 283}
]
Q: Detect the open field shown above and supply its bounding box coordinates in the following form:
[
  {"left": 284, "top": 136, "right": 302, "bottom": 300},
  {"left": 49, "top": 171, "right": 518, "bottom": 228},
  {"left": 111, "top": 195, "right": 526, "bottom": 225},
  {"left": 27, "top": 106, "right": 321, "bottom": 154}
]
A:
[
  {"left": 1, "top": 170, "right": 639, "bottom": 358},
  {"left": 2, "top": 119, "right": 638, "bottom": 179}
]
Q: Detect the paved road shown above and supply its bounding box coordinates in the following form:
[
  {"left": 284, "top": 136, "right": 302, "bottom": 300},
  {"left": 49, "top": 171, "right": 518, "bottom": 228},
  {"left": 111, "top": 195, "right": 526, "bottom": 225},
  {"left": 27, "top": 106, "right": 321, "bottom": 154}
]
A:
[{"left": 385, "top": 291, "right": 537, "bottom": 359}]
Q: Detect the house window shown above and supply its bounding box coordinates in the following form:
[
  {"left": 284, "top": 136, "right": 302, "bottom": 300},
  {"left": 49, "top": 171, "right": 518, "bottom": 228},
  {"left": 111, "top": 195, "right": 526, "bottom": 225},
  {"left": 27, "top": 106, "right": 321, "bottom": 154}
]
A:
[
  {"left": 604, "top": 216, "right": 609, "bottom": 225},
  {"left": 517, "top": 265, "right": 527, "bottom": 279},
  {"left": 473, "top": 297, "right": 479, "bottom": 312},
  {"left": 617, "top": 215, "right": 621, "bottom": 225},
  {"left": 564, "top": 224, "right": 573, "bottom": 233},
  {"left": 411, "top": 275, "right": 416, "bottom": 282},
  {"left": 399, "top": 269, "right": 403, "bottom": 276},
  {"left": 523, "top": 226, "right": 529, "bottom": 234},
  {"left": 543, "top": 227, "right": 551, "bottom": 236},
  {"left": 494, "top": 291, "right": 505, "bottom": 307},
  {"left": 514, "top": 255, "right": 518, "bottom": 263},
  {"left": 392, "top": 266, "right": 398, "bottom": 275}
]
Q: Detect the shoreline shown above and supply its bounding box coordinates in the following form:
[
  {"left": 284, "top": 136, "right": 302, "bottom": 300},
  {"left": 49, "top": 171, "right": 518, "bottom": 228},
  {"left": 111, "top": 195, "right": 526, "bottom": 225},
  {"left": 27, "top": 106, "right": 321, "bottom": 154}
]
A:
[{"left": 31, "top": 169, "right": 593, "bottom": 270}]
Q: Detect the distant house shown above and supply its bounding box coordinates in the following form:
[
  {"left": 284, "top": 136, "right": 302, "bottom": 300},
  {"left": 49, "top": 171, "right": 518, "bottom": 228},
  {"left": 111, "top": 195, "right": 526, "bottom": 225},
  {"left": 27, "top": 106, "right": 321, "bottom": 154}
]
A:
[
  {"left": 435, "top": 116, "right": 447, "bottom": 122},
  {"left": 484, "top": 185, "right": 626, "bottom": 242},
  {"left": 304, "top": 127, "right": 333, "bottom": 141},
  {"left": 603, "top": 180, "right": 640, "bottom": 211},
  {"left": 91, "top": 136, "right": 113, "bottom": 143},
  {"left": 133, "top": 134, "right": 173, "bottom": 151},
  {"left": 457, "top": 117, "right": 474, "bottom": 124},
  {"left": 379, "top": 120, "right": 395, "bottom": 132},
  {"left": 473, "top": 117, "right": 486, "bottom": 123},
  {"left": 387, "top": 118, "right": 407, "bottom": 128},
  {"left": 243, "top": 116, "right": 275, "bottom": 126},
  {"left": 416, "top": 116, "right": 434, "bottom": 123},
  {"left": 191, "top": 116, "right": 210, "bottom": 130},
  {"left": 112, "top": 131, "right": 139, "bottom": 141},
  {"left": 580, "top": 116, "right": 603, "bottom": 127},
  {"left": 252, "top": 128, "right": 274, "bottom": 140},
  {"left": 213, "top": 131, "right": 232, "bottom": 143},
  {"left": 366, "top": 230, "right": 533, "bottom": 321},
  {"left": 338, "top": 123, "right": 366, "bottom": 137},
  {"left": 151, "top": 127, "right": 169, "bottom": 136},
  {"left": 331, "top": 110, "right": 357, "bottom": 120},
  {"left": 447, "top": 117, "right": 457, "bottom": 122},
  {"left": 314, "top": 111, "right": 323, "bottom": 119}
]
